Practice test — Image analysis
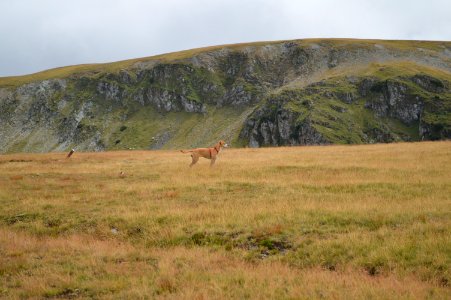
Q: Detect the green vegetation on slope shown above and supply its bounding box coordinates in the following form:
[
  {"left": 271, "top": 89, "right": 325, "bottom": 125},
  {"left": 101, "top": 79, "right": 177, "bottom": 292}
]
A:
[
  {"left": 0, "top": 38, "right": 449, "bottom": 152},
  {"left": 243, "top": 60, "right": 450, "bottom": 146},
  {"left": 1, "top": 38, "right": 448, "bottom": 88}
]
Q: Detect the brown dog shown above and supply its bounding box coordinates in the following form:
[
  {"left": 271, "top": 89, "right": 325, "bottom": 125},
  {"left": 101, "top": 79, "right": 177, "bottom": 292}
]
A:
[{"left": 180, "top": 140, "right": 228, "bottom": 167}]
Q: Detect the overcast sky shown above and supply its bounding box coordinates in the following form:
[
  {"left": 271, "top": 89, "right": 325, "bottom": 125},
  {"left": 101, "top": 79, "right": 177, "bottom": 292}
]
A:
[{"left": 0, "top": 0, "right": 450, "bottom": 77}]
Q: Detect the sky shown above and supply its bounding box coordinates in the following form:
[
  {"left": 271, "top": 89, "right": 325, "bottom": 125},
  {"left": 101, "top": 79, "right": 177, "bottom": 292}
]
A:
[{"left": 0, "top": 0, "right": 450, "bottom": 77}]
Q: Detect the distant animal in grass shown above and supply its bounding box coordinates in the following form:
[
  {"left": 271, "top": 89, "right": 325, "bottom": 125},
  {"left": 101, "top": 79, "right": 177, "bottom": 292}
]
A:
[
  {"left": 180, "top": 140, "right": 228, "bottom": 167},
  {"left": 66, "top": 149, "right": 75, "bottom": 158}
]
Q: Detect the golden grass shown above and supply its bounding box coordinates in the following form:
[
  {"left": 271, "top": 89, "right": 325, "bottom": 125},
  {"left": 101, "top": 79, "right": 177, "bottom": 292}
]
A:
[
  {"left": 1, "top": 229, "right": 446, "bottom": 299},
  {"left": 0, "top": 141, "right": 450, "bottom": 298},
  {"left": 321, "top": 60, "right": 451, "bottom": 83}
]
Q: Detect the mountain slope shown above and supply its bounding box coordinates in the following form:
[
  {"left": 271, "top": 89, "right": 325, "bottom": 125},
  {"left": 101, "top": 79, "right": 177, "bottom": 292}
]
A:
[{"left": 0, "top": 39, "right": 450, "bottom": 153}]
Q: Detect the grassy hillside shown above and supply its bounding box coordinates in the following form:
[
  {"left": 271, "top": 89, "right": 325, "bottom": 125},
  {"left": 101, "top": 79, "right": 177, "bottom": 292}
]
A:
[
  {"left": 0, "top": 38, "right": 448, "bottom": 88},
  {"left": 0, "top": 38, "right": 449, "bottom": 153},
  {"left": 0, "top": 142, "right": 450, "bottom": 298}
]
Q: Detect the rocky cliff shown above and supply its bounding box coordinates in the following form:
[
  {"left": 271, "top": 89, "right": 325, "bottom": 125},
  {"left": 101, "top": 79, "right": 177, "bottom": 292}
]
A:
[{"left": 0, "top": 39, "right": 450, "bottom": 152}]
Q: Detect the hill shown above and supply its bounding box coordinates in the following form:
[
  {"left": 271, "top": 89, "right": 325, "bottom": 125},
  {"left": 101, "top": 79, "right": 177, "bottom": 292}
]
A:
[
  {"left": 0, "top": 142, "right": 450, "bottom": 298},
  {"left": 0, "top": 38, "right": 450, "bottom": 152}
]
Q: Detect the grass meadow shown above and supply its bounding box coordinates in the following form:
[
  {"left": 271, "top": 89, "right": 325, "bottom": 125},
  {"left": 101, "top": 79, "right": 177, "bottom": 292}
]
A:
[{"left": 0, "top": 141, "right": 450, "bottom": 299}]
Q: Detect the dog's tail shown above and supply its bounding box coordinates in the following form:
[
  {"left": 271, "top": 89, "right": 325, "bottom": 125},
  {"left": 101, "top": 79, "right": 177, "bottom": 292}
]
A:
[{"left": 180, "top": 150, "right": 193, "bottom": 154}]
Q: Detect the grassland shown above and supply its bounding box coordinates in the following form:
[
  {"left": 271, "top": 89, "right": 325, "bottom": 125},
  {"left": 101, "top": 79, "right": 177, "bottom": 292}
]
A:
[{"left": 0, "top": 142, "right": 450, "bottom": 299}]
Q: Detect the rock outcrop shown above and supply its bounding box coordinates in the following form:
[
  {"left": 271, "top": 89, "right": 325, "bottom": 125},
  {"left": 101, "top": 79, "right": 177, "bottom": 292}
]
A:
[
  {"left": 240, "top": 74, "right": 450, "bottom": 147},
  {"left": 0, "top": 39, "right": 449, "bottom": 152}
]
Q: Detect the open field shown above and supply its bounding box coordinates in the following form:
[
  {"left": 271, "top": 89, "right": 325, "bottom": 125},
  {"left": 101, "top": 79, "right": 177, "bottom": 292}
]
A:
[{"left": 0, "top": 142, "right": 450, "bottom": 299}]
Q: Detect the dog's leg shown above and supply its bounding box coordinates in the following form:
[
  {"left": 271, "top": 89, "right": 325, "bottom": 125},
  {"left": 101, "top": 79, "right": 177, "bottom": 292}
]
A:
[
  {"left": 190, "top": 153, "right": 199, "bottom": 167},
  {"left": 210, "top": 157, "right": 216, "bottom": 167}
]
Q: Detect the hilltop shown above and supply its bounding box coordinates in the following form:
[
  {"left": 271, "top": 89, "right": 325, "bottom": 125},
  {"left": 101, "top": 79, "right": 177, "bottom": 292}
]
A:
[{"left": 0, "top": 38, "right": 450, "bottom": 152}]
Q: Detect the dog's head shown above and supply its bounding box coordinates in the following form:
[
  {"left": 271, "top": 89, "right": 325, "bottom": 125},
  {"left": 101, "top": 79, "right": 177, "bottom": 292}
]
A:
[{"left": 219, "top": 140, "right": 228, "bottom": 148}]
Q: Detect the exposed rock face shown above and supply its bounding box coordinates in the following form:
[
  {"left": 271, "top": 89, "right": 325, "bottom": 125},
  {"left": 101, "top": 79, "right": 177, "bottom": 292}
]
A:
[
  {"left": 57, "top": 101, "right": 106, "bottom": 151},
  {"left": 97, "top": 81, "right": 124, "bottom": 102},
  {"left": 412, "top": 75, "right": 445, "bottom": 93},
  {"left": 240, "top": 75, "right": 450, "bottom": 147},
  {"left": 144, "top": 87, "right": 206, "bottom": 113},
  {"left": 134, "top": 64, "right": 222, "bottom": 112},
  {"left": 364, "top": 81, "right": 423, "bottom": 124},
  {"left": 241, "top": 95, "right": 329, "bottom": 147},
  {"left": 0, "top": 39, "right": 450, "bottom": 152}
]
